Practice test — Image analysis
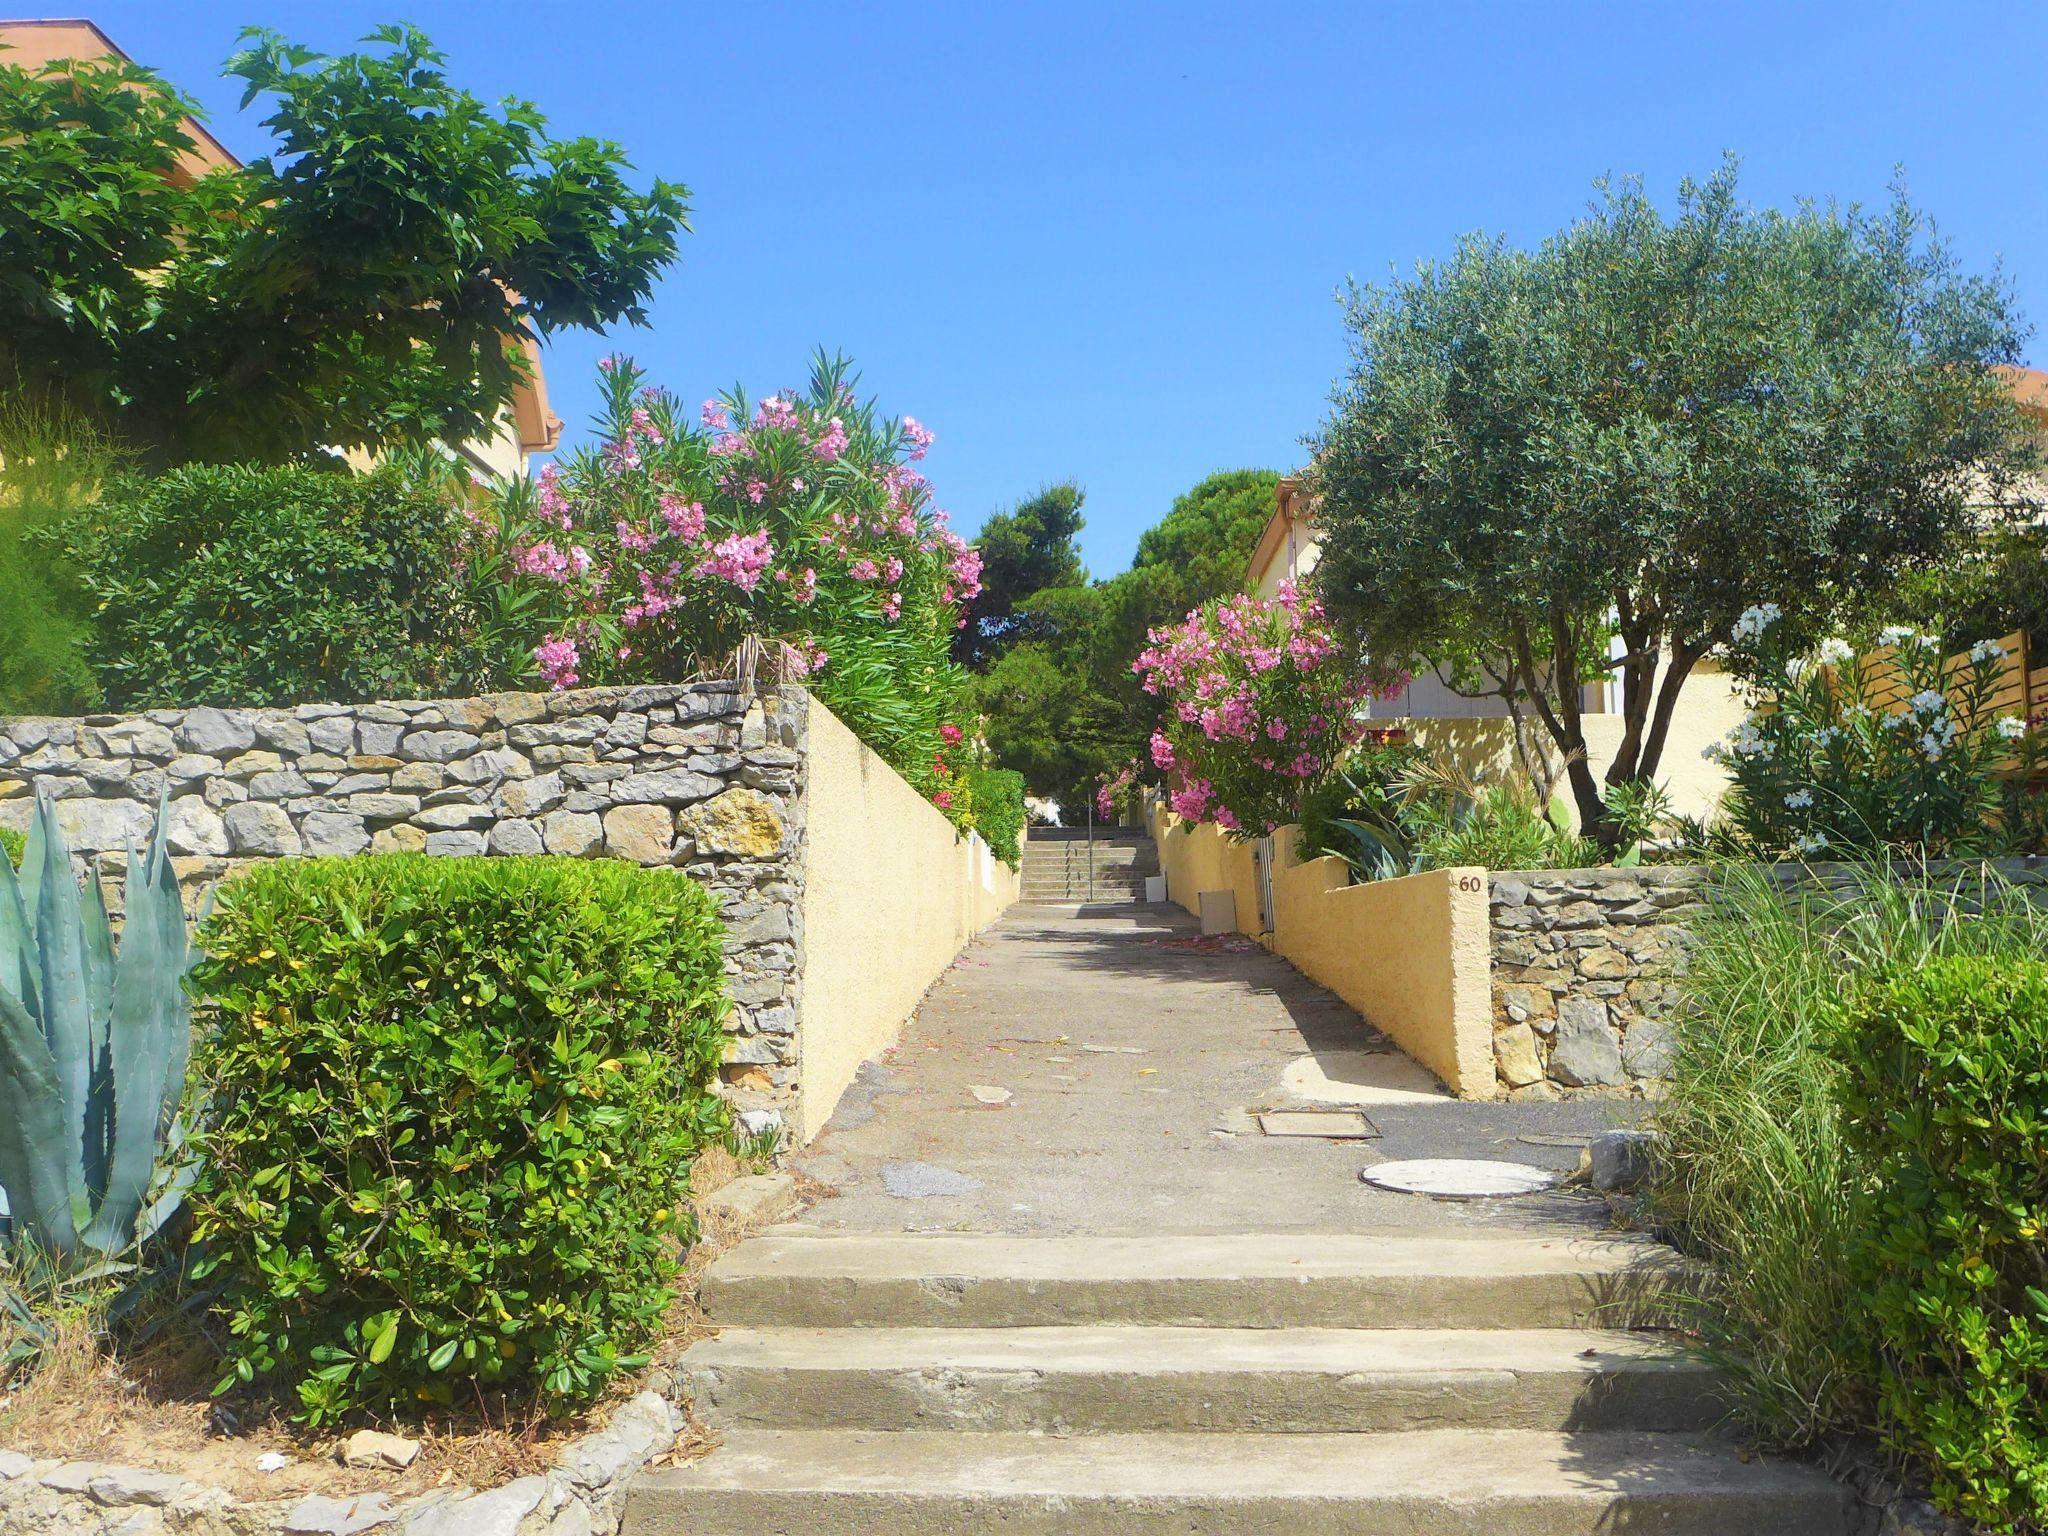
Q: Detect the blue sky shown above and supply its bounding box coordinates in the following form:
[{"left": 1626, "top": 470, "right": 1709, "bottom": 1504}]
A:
[{"left": 62, "top": 0, "right": 2048, "bottom": 573}]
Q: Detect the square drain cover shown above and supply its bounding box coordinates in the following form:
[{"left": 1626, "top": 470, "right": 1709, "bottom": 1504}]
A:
[{"left": 1256, "top": 1109, "right": 1381, "bottom": 1140}]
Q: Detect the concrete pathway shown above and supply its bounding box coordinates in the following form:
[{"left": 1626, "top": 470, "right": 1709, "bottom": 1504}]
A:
[
  {"left": 628, "top": 900, "right": 1850, "bottom": 1534},
  {"left": 793, "top": 902, "right": 1639, "bottom": 1235}
]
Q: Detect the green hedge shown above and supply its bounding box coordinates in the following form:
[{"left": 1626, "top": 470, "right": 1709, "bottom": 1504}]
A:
[
  {"left": 188, "top": 856, "right": 730, "bottom": 1424},
  {"left": 0, "top": 826, "right": 20, "bottom": 868},
  {"left": 69, "top": 463, "right": 510, "bottom": 710},
  {"left": 1840, "top": 956, "right": 2048, "bottom": 1531},
  {"left": 966, "top": 767, "right": 1025, "bottom": 868}
]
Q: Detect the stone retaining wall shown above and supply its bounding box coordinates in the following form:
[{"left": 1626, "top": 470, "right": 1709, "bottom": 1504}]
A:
[
  {"left": 1488, "top": 859, "right": 2048, "bottom": 1097},
  {"left": 1488, "top": 867, "right": 1704, "bottom": 1098},
  {"left": 0, "top": 683, "right": 810, "bottom": 1124}
]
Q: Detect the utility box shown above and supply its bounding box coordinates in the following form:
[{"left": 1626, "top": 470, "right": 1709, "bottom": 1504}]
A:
[
  {"left": 1198, "top": 889, "right": 1237, "bottom": 936},
  {"left": 1145, "top": 874, "right": 1167, "bottom": 904}
]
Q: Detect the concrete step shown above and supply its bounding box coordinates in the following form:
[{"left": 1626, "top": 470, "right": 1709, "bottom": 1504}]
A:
[
  {"left": 681, "top": 1324, "right": 1724, "bottom": 1434},
  {"left": 700, "top": 1232, "right": 1691, "bottom": 1331},
  {"left": 626, "top": 1428, "right": 1850, "bottom": 1535}
]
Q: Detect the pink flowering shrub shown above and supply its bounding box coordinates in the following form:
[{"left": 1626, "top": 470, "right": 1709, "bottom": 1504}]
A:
[
  {"left": 1133, "top": 583, "right": 1390, "bottom": 835},
  {"left": 500, "top": 354, "right": 983, "bottom": 824}
]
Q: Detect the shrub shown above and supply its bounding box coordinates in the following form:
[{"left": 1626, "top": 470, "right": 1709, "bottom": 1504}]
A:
[
  {"left": 966, "top": 767, "right": 1025, "bottom": 867},
  {"left": 188, "top": 856, "right": 730, "bottom": 1425},
  {"left": 1839, "top": 956, "right": 2048, "bottom": 1531},
  {"left": 0, "top": 826, "right": 20, "bottom": 867},
  {"left": 497, "top": 354, "right": 984, "bottom": 833},
  {"left": 1133, "top": 583, "right": 1391, "bottom": 835},
  {"left": 1652, "top": 860, "right": 2048, "bottom": 1517},
  {"left": 1709, "top": 604, "right": 2034, "bottom": 860},
  {"left": 68, "top": 463, "right": 515, "bottom": 710}
]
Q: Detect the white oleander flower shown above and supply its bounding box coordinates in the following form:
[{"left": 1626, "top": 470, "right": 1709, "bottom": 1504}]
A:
[
  {"left": 1907, "top": 689, "right": 1947, "bottom": 716},
  {"left": 1783, "top": 788, "right": 1814, "bottom": 809},
  {"left": 1728, "top": 721, "right": 1772, "bottom": 759},
  {"left": 1995, "top": 716, "right": 2028, "bottom": 741},
  {"left": 1731, "top": 602, "right": 1784, "bottom": 643},
  {"left": 1971, "top": 638, "right": 2008, "bottom": 664},
  {"left": 1920, "top": 733, "right": 1945, "bottom": 761},
  {"left": 1817, "top": 638, "right": 1854, "bottom": 666},
  {"left": 1878, "top": 624, "right": 1917, "bottom": 648},
  {"left": 1791, "top": 830, "right": 1830, "bottom": 857}
]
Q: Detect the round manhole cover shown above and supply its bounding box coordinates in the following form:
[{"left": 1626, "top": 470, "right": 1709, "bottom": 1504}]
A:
[{"left": 1360, "top": 1158, "right": 1558, "bottom": 1199}]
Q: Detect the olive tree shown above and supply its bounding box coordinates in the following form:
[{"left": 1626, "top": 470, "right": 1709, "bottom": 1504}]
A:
[{"left": 1309, "top": 160, "right": 2035, "bottom": 842}]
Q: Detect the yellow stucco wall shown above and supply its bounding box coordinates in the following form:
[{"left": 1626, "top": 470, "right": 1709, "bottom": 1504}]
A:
[
  {"left": 1384, "top": 666, "right": 1747, "bottom": 826},
  {"left": 1144, "top": 804, "right": 1495, "bottom": 1097},
  {"left": 1266, "top": 830, "right": 1494, "bottom": 1097},
  {"left": 1149, "top": 802, "right": 1265, "bottom": 932},
  {"left": 798, "top": 698, "right": 1020, "bottom": 1142}
]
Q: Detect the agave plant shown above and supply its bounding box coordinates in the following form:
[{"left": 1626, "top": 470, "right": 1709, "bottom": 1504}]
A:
[{"left": 0, "top": 792, "right": 194, "bottom": 1276}]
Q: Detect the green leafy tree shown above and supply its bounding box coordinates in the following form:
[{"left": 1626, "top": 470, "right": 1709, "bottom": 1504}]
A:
[
  {"left": 1310, "top": 160, "right": 2035, "bottom": 843},
  {"left": 953, "top": 482, "right": 1086, "bottom": 667},
  {"left": 0, "top": 24, "right": 688, "bottom": 464},
  {"left": 974, "top": 587, "right": 1135, "bottom": 807}
]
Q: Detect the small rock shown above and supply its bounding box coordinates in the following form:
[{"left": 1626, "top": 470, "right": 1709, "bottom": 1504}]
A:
[
  {"left": 0, "top": 1449, "right": 34, "bottom": 1479},
  {"left": 342, "top": 1430, "right": 422, "bottom": 1471},
  {"left": 257, "top": 1451, "right": 292, "bottom": 1473},
  {"left": 968, "top": 1084, "right": 1013, "bottom": 1106},
  {"left": 1583, "top": 1128, "right": 1659, "bottom": 1192},
  {"left": 735, "top": 1108, "right": 783, "bottom": 1139}
]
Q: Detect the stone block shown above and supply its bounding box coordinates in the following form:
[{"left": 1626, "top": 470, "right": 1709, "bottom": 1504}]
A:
[
  {"left": 676, "top": 786, "right": 785, "bottom": 858},
  {"left": 370, "top": 824, "right": 428, "bottom": 854},
  {"left": 224, "top": 801, "right": 300, "bottom": 856},
  {"left": 603, "top": 804, "right": 675, "bottom": 865},
  {"left": 1621, "top": 1018, "right": 1675, "bottom": 1079},
  {"left": 543, "top": 810, "right": 605, "bottom": 857},
  {"left": 610, "top": 768, "right": 721, "bottom": 805},
  {"left": 1550, "top": 997, "right": 1624, "bottom": 1087},
  {"left": 400, "top": 730, "right": 482, "bottom": 763},
  {"left": 164, "top": 797, "right": 229, "bottom": 856},
  {"left": 487, "top": 818, "right": 545, "bottom": 856},
  {"left": 302, "top": 812, "right": 371, "bottom": 857},
  {"left": 1492, "top": 1022, "right": 1543, "bottom": 1088},
  {"left": 424, "top": 830, "right": 488, "bottom": 856}
]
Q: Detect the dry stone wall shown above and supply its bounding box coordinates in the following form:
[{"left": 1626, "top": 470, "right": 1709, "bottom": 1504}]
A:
[
  {"left": 0, "top": 682, "right": 810, "bottom": 1124},
  {"left": 1488, "top": 859, "right": 2048, "bottom": 1097},
  {"left": 1488, "top": 867, "right": 1707, "bottom": 1099}
]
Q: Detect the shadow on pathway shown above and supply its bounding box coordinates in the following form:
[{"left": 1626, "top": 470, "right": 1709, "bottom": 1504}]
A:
[{"left": 793, "top": 903, "right": 1644, "bottom": 1236}]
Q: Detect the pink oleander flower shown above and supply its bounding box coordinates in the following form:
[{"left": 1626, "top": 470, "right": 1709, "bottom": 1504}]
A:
[
  {"left": 1150, "top": 730, "right": 1175, "bottom": 770},
  {"left": 940, "top": 723, "right": 963, "bottom": 745},
  {"left": 849, "top": 557, "right": 879, "bottom": 581},
  {"left": 695, "top": 529, "right": 774, "bottom": 592},
  {"left": 813, "top": 416, "right": 848, "bottom": 461},
  {"left": 534, "top": 635, "right": 580, "bottom": 689},
  {"left": 702, "top": 399, "right": 732, "bottom": 431},
  {"left": 934, "top": 789, "right": 953, "bottom": 809},
  {"left": 659, "top": 495, "right": 706, "bottom": 542},
  {"left": 902, "top": 416, "right": 934, "bottom": 460}
]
